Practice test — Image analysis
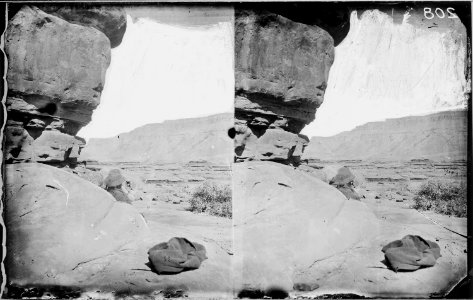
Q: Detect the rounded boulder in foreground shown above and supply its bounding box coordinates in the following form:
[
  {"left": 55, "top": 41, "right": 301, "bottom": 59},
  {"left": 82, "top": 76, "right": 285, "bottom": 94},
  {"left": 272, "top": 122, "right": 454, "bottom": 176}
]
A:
[
  {"left": 4, "top": 163, "right": 149, "bottom": 286},
  {"left": 233, "top": 161, "right": 377, "bottom": 292}
]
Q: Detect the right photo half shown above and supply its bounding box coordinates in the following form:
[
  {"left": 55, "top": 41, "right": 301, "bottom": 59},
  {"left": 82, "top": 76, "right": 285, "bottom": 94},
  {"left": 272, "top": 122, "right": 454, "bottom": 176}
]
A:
[{"left": 232, "top": 2, "right": 470, "bottom": 298}]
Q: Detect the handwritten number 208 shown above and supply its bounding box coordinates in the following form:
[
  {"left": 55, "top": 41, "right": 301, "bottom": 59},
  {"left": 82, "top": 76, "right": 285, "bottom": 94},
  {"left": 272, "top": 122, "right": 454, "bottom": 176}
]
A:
[{"left": 424, "top": 7, "right": 458, "bottom": 19}]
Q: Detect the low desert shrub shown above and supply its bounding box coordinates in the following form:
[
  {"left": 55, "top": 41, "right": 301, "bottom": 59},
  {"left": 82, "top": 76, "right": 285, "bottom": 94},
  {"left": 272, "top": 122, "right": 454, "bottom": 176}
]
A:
[
  {"left": 413, "top": 180, "right": 467, "bottom": 217},
  {"left": 189, "top": 182, "right": 232, "bottom": 218}
]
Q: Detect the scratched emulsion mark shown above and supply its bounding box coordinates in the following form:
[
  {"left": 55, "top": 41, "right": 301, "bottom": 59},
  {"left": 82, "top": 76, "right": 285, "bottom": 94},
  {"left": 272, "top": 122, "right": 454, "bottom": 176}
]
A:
[
  {"left": 0, "top": 3, "right": 7, "bottom": 297},
  {"left": 52, "top": 179, "right": 70, "bottom": 206}
]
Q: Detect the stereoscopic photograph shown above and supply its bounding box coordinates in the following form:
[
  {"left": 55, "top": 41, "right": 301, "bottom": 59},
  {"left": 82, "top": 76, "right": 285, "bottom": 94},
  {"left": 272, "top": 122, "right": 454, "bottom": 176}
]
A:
[{"left": 0, "top": 1, "right": 471, "bottom": 299}]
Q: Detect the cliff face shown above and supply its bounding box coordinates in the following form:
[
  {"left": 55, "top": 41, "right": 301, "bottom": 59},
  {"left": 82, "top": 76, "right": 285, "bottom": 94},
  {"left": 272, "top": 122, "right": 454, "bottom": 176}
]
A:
[
  {"left": 305, "top": 8, "right": 469, "bottom": 137},
  {"left": 81, "top": 113, "right": 233, "bottom": 164},
  {"left": 234, "top": 10, "right": 335, "bottom": 165},
  {"left": 303, "top": 110, "right": 468, "bottom": 161},
  {"left": 4, "top": 5, "right": 126, "bottom": 166}
]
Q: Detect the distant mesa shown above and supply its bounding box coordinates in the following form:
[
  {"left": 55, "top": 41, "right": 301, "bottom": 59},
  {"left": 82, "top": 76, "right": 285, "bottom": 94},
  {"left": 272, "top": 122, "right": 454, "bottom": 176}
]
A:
[
  {"left": 303, "top": 109, "right": 467, "bottom": 162},
  {"left": 81, "top": 113, "right": 233, "bottom": 165}
]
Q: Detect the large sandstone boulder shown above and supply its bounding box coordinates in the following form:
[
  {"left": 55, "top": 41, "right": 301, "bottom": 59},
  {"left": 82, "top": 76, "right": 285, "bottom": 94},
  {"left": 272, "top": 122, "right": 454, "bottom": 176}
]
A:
[
  {"left": 235, "top": 10, "right": 334, "bottom": 123},
  {"left": 38, "top": 5, "right": 127, "bottom": 48},
  {"left": 233, "top": 161, "right": 377, "bottom": 292},
  {"left": 6, "top": 6, "right": 111, "bottom": 126},
  {"left": 4, "top": 163, "right": 149, "bottom": 285},
  {"left": 234, "top": 10, "right": 334, "bottom": 164},
  {"left": 5, "top": 5, "right": 126, "bottom": 166}
]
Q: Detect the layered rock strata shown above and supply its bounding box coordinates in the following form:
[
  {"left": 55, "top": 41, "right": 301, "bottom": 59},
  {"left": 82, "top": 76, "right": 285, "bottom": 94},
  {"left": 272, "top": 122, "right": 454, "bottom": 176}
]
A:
[
  {"left": 4, "top": 5, "right": 126, "bottom": 166},
  {"left": 234, "top": 9, "right": 334, "bottom": 165},
  {"left": 81, "top": 113, "right": 233, "bottom": 164},
  {"left": 303, "top": 110, "right": 468, "bottom": 161}
]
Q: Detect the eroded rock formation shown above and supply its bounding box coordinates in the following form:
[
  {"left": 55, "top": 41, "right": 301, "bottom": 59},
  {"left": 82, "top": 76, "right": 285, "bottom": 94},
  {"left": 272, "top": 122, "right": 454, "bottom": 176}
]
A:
[
  {"left": 4, "top": 5, "right": 126, "bottom": 166},
  {"left": 234, "top": 9, "right": 334, "bottom": 165}
]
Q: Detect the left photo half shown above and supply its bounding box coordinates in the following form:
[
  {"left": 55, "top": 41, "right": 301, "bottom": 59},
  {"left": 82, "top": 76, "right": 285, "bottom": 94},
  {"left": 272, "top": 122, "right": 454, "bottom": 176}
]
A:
[{"left": 2, "top": 4, "right": 234, "bottom": 298}]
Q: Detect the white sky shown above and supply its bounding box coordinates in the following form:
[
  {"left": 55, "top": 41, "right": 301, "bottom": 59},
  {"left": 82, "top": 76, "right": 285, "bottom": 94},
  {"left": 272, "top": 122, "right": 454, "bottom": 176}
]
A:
[
  {"left": 301, "top": 10, "right": 468, "bottom": 137},
  {"left": 79, "top": 8, "right": 234, "bottom": 140}
]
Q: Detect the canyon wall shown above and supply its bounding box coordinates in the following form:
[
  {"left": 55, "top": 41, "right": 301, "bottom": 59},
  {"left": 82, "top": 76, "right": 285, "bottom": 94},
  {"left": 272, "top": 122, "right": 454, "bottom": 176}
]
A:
[{"left": 4, "top": 5, "right": 126, "bottom": 166}]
